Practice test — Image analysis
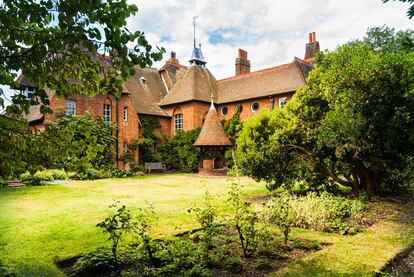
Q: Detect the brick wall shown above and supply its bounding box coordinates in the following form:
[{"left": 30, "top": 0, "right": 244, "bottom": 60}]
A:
[
  {"left": 217, "top": 92, "right": 294, "bottom": 121},
  {"left": 163, "top": 101, "right": 210, "bottom": 136}
]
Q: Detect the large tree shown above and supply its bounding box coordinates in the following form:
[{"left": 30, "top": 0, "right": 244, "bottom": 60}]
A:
[
  {"left": 235, "top": 43, "right": 414, "bottom": 196},
  {"left": 383, "top": 0, "right": 414, "bottom": 18},
  {"left": 0, "top": 0, "right": 164, "bottom": 115}
]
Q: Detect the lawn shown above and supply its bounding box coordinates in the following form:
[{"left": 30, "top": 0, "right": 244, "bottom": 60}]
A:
[
  {"left": 0, "top": 174, "right": 413, "bottom": 276},
  {"left": 0, "top": 174, "right": 266, "bottom": 276}
]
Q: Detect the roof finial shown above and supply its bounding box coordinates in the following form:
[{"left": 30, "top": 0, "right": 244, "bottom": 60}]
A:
[
  {"left": 193, "top": 16, "right": 198, "bottom": 49},
  {"left": 210, "top": 92, "right": 215, "bottom": 110}
]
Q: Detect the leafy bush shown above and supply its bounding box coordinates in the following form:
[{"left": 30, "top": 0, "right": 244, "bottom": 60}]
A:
[
  {"left": 96, "top": 203, "right": 135, "bottom": 265},
  {"left": 0, "top": 177, "right": 7, "bottom": 189},
  {"left": 157, "top": 129, "right": 201, "bottom": 172},
  {"left": 72, "top": 248, "right": 116, "bottom": 276},
  {"left": 49, "top": 169, "right": 68, "bottom": 180},
  {"left": 132, "top": 204, "right": 158, "bottom": 263},
  {"left": 226, "top": 180, "right": 264, "bottom": 257},
  {"left": 271, "top": 192, "right": 368, "bottom": 234},
  {"left": 268, "top": 193, "right": 296, "bottom": 243}
]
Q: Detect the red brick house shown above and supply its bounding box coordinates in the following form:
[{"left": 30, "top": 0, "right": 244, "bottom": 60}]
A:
[{"left": 20, "top": 32, "right": 320, "bottom": 168}]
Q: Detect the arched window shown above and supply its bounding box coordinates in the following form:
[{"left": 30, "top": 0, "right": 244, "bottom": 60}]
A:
[{"left": 174, "top": 114, "right": 183, "bottom": 133}]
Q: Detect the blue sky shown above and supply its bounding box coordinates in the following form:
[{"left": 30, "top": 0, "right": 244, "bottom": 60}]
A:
[{"left": 2, "top": 0, "right": 413, "bottom": 108}]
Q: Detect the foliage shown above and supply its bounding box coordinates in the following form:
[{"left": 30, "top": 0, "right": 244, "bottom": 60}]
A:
[
  {"left": 188, "top": 186, "right": 220, "bottom": 259},
  {"left": 272, "top": 192, "right": 368, "bottom": 234},
  {"left": 0, "top": 177, "right": 7, "bottom": 189},
  {"left": 0, "top": 0, "right": 164, "bottom": 115},
  {"left": 136, "top": 115, "right": 162, "bottom": 163},
  {"left": 361, "top": 26, "right": 414, "bottom": 53},
  {"left": 236, "top": 41, "right": 414, "bottom": 196},
  {"left": 268, "top": 193, "right": 296, "bottom": 243},
  {"left": 226, "top": 179, "right": 264, "bottom": 257},
  {"left": 96, "top": 202, "right": 135, "bottom": 265},
  {"left": 20, "top": 169, "right": 67, "bottom": 186},
  {"left": 1, "top": 114, "right": 114, "bottom": 179},
  {"left": 383, "top": 0, "right": 414, "bottom": 18},
  {"left": 222, "top": 106, "right": 243, "bottom": 168},
  {"left": 157, "top": 129, "right": 201, "bottom": 172},
  {"left": 71, "top": 248, "right": 116, "bottom": 276},
  {"left": 132, "top": 204, "right": 158, "bottom": 263}
]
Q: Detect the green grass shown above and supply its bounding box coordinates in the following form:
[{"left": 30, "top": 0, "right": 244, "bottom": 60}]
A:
[
  {"left": 0, "top": 174, "right": 266, "bottom": 276},
  {"left": 0, "top": 174, "right": 413, "bottom": 276}
]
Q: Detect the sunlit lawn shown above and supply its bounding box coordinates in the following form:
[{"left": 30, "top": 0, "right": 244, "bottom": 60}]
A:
[
  {"left": 0, "top": 174, "right": 413, "bottom": 276},
  {"left": 0, "top": 174, "right": 266, "bottom": 276}
]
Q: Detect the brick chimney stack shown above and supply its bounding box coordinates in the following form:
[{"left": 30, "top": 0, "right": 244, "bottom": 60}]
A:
[
  {"left": 168, "top": 51, "right": 179, "bottom": 64},
  {"left": 235, "top": 49, "right": 251, "bottom": 76},
  {"left": 305, "top": 32, "right": 320, "bottom": 60}
]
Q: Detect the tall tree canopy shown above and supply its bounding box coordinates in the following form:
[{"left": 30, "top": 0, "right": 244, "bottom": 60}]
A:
[
  {"left": 235, "top": 42, "right": 414, "bottom": 196},
  {"left": 0, "top": 0, "right": 164, "bottom": 115},
  {"left": 362, "top": 26, "right": 414, "bottom": 53}
]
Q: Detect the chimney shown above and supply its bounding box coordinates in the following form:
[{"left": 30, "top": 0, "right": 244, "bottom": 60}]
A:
[
  {"left": 235, "top": 49, "right": 251, "bottom": 76},
  {"left": 168, "top": 51, "right": 179, "bottom": 64},
  {"left": 305, "top": 32, "right": 320, "bottom": 60}
]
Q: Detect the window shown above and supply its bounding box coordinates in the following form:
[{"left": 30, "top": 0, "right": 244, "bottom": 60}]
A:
[
  {"left": 123, "top": 107, "right": 128, "bottom": 122},
  {"left": 221, "top": 106, "right": 228, "bottom": 116},
  {"left": 123, "top": 142, "right": 128, "bottom": 159},
  {"left": 235, "top": 104, "right": 243, "bottom": 113},
  {"left": 140, "top": 77, "right": 147, "bottom": 85},
  {"left": 251, "top": 101, "right": 260, "bottom": 112},
  {"left": 65, "top": 100, "right": 76, "bottom": 116},
  {"left": 103, "top": 104, "right": 111, "bottom": 121},
  {"left": 22, "top": 87, "right": 35, "bottom": 100},
  {"left": 279, "top": 97, "right": 288, "bottom": 108},
  {"left": 174, "top": 114, "right": 183, "bottom": 133}
]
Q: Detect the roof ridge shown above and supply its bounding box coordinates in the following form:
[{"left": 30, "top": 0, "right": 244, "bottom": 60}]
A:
[{"left": 217, "top": 62, "right": 292, "bottom": 82}]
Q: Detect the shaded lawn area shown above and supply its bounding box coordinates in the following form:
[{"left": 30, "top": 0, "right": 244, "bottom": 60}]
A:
[
  {"left": 0, "top": 174, "right": 413, "bottom": 276},
  {"left": 0, "top": 174, "right": 266, "bottom": 276}
]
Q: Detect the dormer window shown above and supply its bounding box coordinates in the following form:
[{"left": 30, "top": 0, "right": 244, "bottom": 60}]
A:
[{"left": 140, "top": 77, "right": 147, "bottom": 85}]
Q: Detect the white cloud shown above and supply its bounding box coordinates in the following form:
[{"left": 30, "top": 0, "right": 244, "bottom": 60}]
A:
[{"left": 127, "top": 0, "right": 413, "bottom": 79}]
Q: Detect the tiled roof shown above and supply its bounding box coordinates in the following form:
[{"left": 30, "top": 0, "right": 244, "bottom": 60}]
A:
[
  {"left": 194, "top": 102, "right": 232, "bottom": 147},
  {"left": 124, "top": 67, "right": 170, "bottom": 117},
  {"left": 216, "top": 58, "right": 312, "bottom": 104},
  {"left": 159, "top": 66, "right": 219, "bottom": 106}
]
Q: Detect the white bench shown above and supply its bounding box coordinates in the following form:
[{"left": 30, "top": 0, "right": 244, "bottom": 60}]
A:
[{"left": 144, "top": 162, "right": 166, "bottom": 174}]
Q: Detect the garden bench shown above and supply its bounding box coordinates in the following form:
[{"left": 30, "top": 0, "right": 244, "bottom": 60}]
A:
[{"left": 144, "top": 162, "right": 166, "bottom": 174}]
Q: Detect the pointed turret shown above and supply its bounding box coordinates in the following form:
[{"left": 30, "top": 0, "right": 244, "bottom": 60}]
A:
[
  {"left": 189, "top": 16, "right": 207, "bottom": 66},
  {"left": 194, "top": 95, "right": 232, "bottom": 147}
]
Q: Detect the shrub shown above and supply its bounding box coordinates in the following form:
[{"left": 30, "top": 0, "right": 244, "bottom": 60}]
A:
[
  {"left": 268, "top": 193, "right": 296, "bottom": 243},
  {"left": 0, "top": 177, "right": 7, "bottom": 189},
  {"left": 72, "top": 248, "right": 116, "bottom": 276},
  {"left": 226, "top": 180, "right": 264, "bottom": 258},
  {"left": 272, "top": 192, "right": 368, "bottom": 234},
  {"left": 96, "top": 203, "right": 135, "bottom": 266},
  {"left": 49, "top": 169, "right": 67, "bottom": 180}
]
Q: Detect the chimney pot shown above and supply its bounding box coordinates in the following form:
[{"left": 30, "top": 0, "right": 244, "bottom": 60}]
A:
[
  {"left": 309, "top": 33, "right": 313, "bottom": 43},
  {"left": 305, "top": 32, "right": 320, "bottom": 60},
  {"left": 235, "top": 48, "right": 251, "bottom": 76},
  {"left": 171, "top": 51, "right": 176, "bottom": 59}
]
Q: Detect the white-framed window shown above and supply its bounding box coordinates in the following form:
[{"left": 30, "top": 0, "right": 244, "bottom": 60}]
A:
[
  {"left": 65, "top": 99, "right": 76, "bottom": 116},
  {"left": 123, "top": 107, "right": 128, "bottom": 122},
  {"left": 103, "top": 104, "right": 111, "bottom": 121},
  {"left": 22, "top": 87, "right": 36, "bottom": 100},
  {"left": 279, "top": 97, "right": 288, "bottom": 108},
  {"left": 174, "top": 114, "right": 183, "bottom": 133},
  {"left": 251, "top": 101, "right": 260, "bottom": 112},
  {"left": 221, "top": 106, "right": 228, "bottom": 116},
  {"left": 140, "top": 77, "right": 147, "bottom": 85}
]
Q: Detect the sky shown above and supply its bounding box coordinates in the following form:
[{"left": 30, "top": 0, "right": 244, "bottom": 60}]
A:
[{"left": 1, "top": 0, "right": 413, "bottom": 108}]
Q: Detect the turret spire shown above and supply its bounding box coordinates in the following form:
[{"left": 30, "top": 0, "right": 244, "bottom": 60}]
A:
[{"left": 189, "top": 16, "right": 207, "bottom": 66}]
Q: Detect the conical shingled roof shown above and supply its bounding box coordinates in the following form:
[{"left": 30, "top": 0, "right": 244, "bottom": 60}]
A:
[
  {"left": 159, "top": 66, "right": 218, "bottom": 106},
  {"left": 194, "top": 101, "right": 233, "bottom": 147}
]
